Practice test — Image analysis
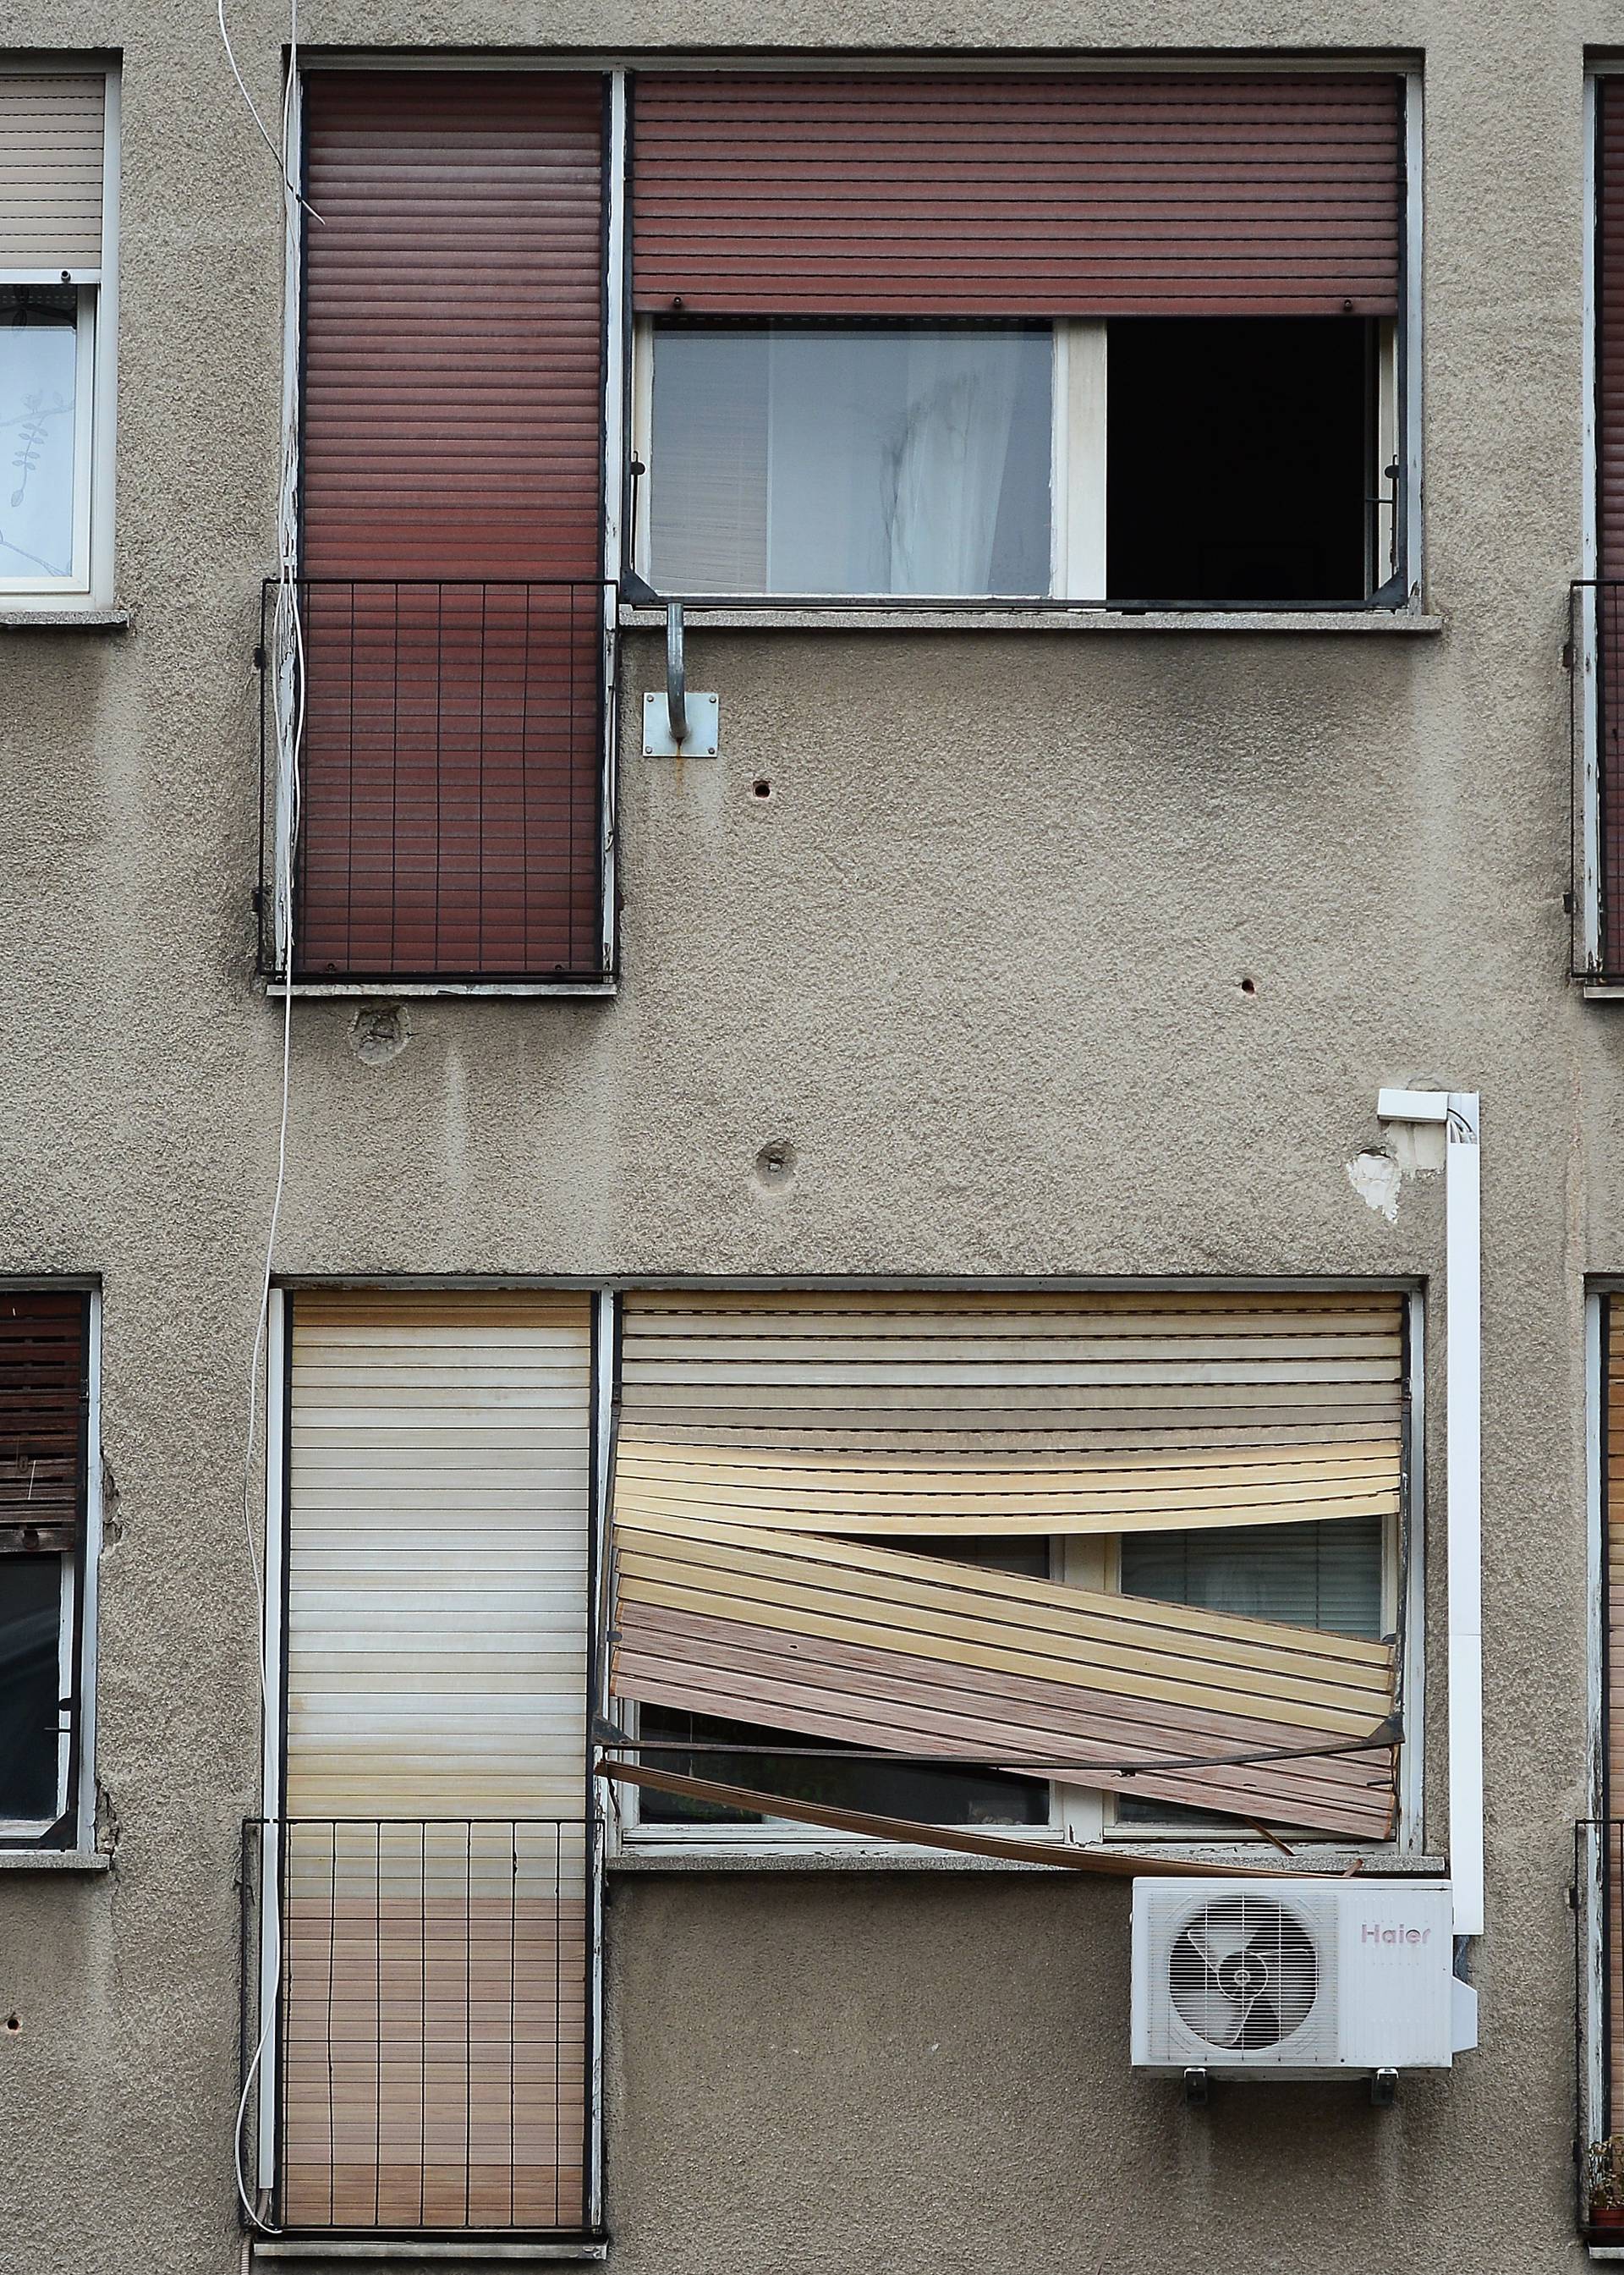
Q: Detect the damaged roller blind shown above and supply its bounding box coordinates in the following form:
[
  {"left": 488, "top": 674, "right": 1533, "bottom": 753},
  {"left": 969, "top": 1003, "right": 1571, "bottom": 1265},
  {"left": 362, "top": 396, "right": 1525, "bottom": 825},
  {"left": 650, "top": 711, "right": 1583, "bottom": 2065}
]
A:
[
  {"left": 0, "top": 1289, "right": 90, "bottom": 1557},
  {"left": 607, "top": 1289, "right": 1407, "bottom": 1838}
]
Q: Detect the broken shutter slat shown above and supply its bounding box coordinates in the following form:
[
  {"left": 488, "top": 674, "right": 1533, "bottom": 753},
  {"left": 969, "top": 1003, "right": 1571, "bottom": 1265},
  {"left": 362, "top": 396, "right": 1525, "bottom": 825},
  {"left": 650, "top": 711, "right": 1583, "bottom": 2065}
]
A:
[
  {"left": 631, "top": 74, "right": 1404, "bottom": 318},
  {"left": 0, "top": 1290, "right": 89, "bottom": 1556}
]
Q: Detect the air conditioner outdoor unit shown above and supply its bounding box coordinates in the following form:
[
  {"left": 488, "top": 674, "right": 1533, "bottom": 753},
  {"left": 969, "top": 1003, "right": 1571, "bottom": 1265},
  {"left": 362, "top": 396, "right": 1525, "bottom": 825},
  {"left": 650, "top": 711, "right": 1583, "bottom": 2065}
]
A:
[{"left": 1131, "top": 1877, "right": 1474, "bottom": 2079}]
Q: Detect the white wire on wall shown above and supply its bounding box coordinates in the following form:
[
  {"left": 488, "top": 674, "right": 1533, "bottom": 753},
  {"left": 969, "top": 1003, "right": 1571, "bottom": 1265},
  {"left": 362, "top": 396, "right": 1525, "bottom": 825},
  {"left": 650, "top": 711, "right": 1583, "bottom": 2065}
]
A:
[{"left": 218, "top": 0, "right": 307, "bottom": 2234}]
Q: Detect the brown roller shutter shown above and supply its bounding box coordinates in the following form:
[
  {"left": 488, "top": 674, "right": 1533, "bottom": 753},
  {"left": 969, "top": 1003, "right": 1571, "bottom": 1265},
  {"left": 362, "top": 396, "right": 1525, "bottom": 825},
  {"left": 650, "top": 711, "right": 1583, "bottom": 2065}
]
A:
[
  {"left": 1599, "top": 83, "right": 1624, "bottom": 970},
  {"left": 0, "top": 1290, "right": 89, "bottom": 1558},
  {"left": 631, "top": 73, "right": 1404, "bottom": 319},
  {"left": 296, "top": 73, "right": 606, "bottom": 980}
]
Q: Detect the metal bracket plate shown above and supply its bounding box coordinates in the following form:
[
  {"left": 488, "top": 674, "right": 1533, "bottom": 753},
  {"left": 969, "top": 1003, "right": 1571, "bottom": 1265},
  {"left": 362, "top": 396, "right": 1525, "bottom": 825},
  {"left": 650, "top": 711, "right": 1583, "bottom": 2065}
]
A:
[{"left": 643, "top": 690, "right": 719, "bottom": 758}]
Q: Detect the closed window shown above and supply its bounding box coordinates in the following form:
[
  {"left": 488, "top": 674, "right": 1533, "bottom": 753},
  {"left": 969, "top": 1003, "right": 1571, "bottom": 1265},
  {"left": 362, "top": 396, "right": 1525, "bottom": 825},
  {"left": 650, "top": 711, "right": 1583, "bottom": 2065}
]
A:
[
  {"left": 0, "top": 1289, "right": 94, "bottom": 1849},
  {"left": 629, "top": 72, "right": 1413, "bottom": 607},
  {"left": 0, "top": 74, "right": 114, "bottom": 601}
]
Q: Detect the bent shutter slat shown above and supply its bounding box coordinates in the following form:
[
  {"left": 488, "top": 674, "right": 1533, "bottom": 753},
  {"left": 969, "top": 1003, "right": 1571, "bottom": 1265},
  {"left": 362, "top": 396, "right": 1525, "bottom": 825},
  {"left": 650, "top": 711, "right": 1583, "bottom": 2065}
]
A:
[
  {"left": 0, "top": 1289, "right": 89, "bottom": 1556},
  {"left": 631, "top": 74, "right": 1404, "bottom": 317},
  {"left": 297, "top": 73, "right": 605, "bottom": 980},
  {"left": 609, "top": 1289, "right": 1403, "bottom": 1835},
  {"left": 0, "top": 76, "right": 105, "bottom": 267},
  {"left": 283, "top": 1289, "right": 592, "bottom": 2232}
]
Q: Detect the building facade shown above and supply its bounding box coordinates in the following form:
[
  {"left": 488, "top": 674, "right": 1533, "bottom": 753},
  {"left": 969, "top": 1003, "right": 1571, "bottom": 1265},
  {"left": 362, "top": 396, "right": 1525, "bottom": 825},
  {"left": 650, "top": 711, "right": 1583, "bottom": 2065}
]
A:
[{"left": 0, "top": 5, "right": 1619, "bottom": 2272}]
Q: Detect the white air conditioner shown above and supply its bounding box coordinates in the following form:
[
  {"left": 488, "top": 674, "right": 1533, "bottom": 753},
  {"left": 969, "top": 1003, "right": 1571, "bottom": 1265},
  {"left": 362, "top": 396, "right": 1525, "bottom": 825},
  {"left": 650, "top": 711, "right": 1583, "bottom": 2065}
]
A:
[{"left": 1131, "top": 1878, "right": 1475, "bottom": 2078}]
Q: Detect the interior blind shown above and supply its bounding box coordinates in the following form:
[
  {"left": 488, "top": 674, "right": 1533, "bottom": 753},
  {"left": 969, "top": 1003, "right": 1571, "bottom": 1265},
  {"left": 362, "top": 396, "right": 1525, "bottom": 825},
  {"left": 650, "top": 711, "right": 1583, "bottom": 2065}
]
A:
[
  {"left": 0, "top": 75, "right": 105, "bottom": 268},
  {"left": 282, "top": 1289, "right": 592, "bottom": 2232},
  {"left": 609, "top": 1289, "right": 1404, "bottom": 1835},
  {"left": 295, "top": 72, "right": 606, "bottom": 981},
  {"left": 631, "top": 73, "right": 1405, "bottom": 318},
  {"left": 0, "top": 1289, "right": 89, "bottom": 1556},
  {"left": 1598, "top": 82, "right": 1624, "bottom": 969}
]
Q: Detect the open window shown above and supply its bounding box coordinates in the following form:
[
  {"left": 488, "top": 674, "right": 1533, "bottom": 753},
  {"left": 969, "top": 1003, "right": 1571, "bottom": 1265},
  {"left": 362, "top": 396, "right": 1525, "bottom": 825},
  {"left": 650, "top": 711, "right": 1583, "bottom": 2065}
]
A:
[
  {"left": 628, "top": 72, "right": 1415, "bottom": 608},
  {"left": 0, "top": 73, "right": 116, "bottom": 603},
  {"left": 603, "top": 1285, "right": 1412, "bottom": 1856},
  {"left": 0, "top": 1289, "right": 94, "bottom": 1849}
]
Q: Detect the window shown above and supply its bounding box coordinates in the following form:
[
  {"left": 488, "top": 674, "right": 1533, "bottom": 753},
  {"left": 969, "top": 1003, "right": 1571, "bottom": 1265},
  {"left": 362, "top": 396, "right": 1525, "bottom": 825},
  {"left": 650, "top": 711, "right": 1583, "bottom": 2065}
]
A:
[
  {"left": 0, "top": 74, "right": 114, "bottom": 602},
  {"left": 606, "top": 1287, "right": 1412, "bottom": 1855},
  {"left": 0, "top": 1289, "right": 94, "bottom": 1849},
  {"left": 628, "top": 72, "right": 1414, "bottom": 607}
]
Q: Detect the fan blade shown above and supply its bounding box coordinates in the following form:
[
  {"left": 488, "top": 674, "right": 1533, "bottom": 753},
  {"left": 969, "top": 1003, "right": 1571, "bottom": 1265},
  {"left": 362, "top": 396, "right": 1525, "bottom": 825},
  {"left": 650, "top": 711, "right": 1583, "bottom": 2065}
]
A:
[
  {"left": 1240, "top": 1995, "right": 1283, "bottom": 2049},
  {"left": 1265, "top": 1945, "right": 1318, "bottom": 2030},
  {"left": 1188, "top": 1921, "right": 1251, "bottom": 1971}
]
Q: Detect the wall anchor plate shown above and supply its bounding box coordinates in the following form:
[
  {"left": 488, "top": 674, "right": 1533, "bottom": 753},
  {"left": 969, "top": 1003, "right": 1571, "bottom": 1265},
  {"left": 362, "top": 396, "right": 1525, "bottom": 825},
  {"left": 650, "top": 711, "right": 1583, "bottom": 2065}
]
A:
[{"left": 643, "top": 690, "right": 719, "bottom": 758}]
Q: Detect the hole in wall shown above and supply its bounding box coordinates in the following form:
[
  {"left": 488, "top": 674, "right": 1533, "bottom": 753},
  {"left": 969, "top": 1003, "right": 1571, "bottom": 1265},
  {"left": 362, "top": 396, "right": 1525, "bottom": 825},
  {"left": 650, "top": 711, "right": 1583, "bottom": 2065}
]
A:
[
  {"left": 751, "top": 778, "right": 772, "bottom": 800},
  {"left": 754, "top": 1140, "right": 797, "bottom": 1190},
  {"left": 1238, "top": 975, "right": 1258, "bottom": 997},
  {"left": 5, "top": 2014, "right": 19, "bottom": 2033}
]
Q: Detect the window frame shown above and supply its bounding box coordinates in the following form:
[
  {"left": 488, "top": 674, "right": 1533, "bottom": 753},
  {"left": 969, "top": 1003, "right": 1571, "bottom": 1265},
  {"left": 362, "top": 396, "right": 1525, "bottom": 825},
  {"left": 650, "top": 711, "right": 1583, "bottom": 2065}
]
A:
[
  {"left": 623, "top": 67, "right": 1424, "bottom": 614},
  {"left": 605, "top": 1281, "right": 1424, "bottom": 1866},
  {"left": 0, "top": 1282, "right": 100, "bottom": 1854},
  {"left": 0, "top": 63, "right": 118, "bottom": 609}
]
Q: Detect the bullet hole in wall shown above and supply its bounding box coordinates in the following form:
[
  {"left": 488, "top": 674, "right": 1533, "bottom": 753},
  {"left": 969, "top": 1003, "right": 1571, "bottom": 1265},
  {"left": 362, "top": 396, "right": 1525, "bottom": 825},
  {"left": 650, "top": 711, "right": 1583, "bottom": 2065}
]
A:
[
  {"left": 755, "top": 1140, "right": 797, "bottom": 1190},
  {"left": 1239, "top": 975, "right": 1258, "bottom": 997},
  {"left": 752, "top": 778, "right": 772, "bottom": 800},
  {"left": 5, "top": 2014, "right": 19, "bottom": 2033}
]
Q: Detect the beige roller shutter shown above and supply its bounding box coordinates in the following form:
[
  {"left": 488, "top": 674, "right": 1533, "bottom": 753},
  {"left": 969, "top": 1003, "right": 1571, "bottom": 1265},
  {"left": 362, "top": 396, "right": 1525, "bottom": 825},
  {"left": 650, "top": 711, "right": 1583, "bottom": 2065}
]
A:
[
  {"left": 610, "top": 1287, "right": 1404, "bottom": 1838},
  {"left": 282, "top": 1288, "right": 592, "bottom": 2234},
  {"left": 0, "top": 76, "right": 105, "bottom": 268}
]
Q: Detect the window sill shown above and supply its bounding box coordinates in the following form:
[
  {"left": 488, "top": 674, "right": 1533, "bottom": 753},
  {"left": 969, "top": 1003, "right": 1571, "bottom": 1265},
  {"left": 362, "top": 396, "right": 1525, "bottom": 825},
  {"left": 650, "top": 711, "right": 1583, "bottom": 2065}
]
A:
[
  {"left": 0, "top": 605, "right": 129, "bottom": 631},
  {"left": 617, "top": 603, "right": 1446, "bottom": 636},
  {"left": 0, "top": 1848, "right": 109, "bottom": 1872},
  {"left": 609, "top": 1844, "right": 1446, "bottom": 1876},
  {"left": 251, "top": 2245, "right": 606, "bottom": 2265},
  {"left": 263, "top": 980, "right": 617, "bottom": 1002}
]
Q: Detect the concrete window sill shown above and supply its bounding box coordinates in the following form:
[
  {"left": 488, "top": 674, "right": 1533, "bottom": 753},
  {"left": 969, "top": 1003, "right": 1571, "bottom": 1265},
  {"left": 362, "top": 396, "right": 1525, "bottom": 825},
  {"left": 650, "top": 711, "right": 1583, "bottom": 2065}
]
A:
[
  {"left": 0, "top": 1849, "right": 109, "bottom": 1872},
  {"left": 263, "top": 981, "right": 617, "bottom": 1003},
  {"left": 0, "top": 606, "right": 129, "bottom": 631},
  {"left": 251, "top": 2243, "right": 606, "bottom": 2264},
  {"left": 617, "top": 603, "right": 1446, "bottom": 636},
  {"left": 609, "top": 1845, "right": 1447, "bottom": 1876}
]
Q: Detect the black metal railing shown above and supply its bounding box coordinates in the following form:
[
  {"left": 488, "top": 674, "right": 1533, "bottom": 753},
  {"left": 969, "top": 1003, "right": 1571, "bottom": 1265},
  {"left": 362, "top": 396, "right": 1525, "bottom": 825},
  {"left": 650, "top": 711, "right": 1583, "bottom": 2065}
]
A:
[
  {"left": 1574, "top": 1822, "right": 1622, "bottom": 2239},
  {"left": 240, "top": 1818, "right": 596, "bottom": 2240},
  {"left": 256, "top": 579, "right": 612, "bottom": 986},
  {"left": 1570, "top": 581, "right": 1624, "bottom": 983}
]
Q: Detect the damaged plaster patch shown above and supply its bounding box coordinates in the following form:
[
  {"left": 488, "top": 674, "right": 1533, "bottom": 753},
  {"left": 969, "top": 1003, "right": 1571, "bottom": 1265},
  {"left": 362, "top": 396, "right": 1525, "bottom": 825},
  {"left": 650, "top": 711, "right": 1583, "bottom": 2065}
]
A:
[
  {"left": 350, "top": 1003, "right": 410, "bottom": 1066},
  {"left": 1347, "top": 1150, "right": 1402, "bottom": 1223},
  {"left": 1347, "top": 1118, "right": 1445, "bottom": 1223}
]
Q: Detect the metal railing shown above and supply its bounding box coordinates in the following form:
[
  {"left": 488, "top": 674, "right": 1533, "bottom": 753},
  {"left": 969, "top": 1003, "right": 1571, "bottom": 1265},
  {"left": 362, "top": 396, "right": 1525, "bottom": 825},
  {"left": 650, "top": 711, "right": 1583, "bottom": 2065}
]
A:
[
  {"left": 1570, "top": 581, "right": 1624, "bottom": 983},
  {"left": 241, "top": 1818, "right": 596, "bottom": 2240},
  {"left": 257, "top": 579, "right": 611, "bottom": 986}
]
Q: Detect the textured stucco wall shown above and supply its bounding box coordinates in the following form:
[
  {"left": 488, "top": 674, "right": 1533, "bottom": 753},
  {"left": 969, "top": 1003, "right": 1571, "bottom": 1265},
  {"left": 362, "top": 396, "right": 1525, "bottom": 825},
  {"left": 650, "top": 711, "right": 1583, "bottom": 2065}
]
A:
[{"left": 0, "top": 0, "right": 1611, "bottom": 2269}]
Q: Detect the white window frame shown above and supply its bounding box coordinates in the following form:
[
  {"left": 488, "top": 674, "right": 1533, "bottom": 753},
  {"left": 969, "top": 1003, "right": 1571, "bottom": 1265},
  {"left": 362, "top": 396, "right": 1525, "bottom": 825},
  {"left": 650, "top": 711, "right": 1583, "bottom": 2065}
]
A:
[
  {"left": 0, "top": 63, "right": 118, "bottom": 608},
  {"left": 0, "top": 1283, "right": 101, "bottom": 1852},
  {"left": 606, "top": 1283, "right": 1423, "bottom": 1865}
]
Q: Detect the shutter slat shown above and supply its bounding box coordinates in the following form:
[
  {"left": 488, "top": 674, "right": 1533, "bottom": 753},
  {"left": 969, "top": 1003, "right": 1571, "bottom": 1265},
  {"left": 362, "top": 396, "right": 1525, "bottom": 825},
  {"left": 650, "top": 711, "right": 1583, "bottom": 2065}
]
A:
[
  {"left": 630, "top": 74, "right": 1404, "bottom": 317},
  {"left": 0, "top": 1289, "right": 89, "bottom": 1554}
]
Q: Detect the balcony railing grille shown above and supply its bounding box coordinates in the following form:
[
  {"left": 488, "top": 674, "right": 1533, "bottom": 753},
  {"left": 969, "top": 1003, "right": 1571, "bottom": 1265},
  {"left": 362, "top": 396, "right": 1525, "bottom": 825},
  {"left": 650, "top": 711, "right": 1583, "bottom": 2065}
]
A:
[
  {"left": 242, "top": 1817, "right": 595, "bottom": 2240},
  {"left": 258, "top": 579, "right": 610, "bottom": 986}
]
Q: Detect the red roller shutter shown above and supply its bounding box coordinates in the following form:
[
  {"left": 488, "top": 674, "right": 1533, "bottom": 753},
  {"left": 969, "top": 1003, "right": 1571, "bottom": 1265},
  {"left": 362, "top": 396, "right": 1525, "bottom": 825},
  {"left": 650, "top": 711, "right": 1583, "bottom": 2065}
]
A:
[
  {"left": 0, "top": 1291, "right": 89, "bottom": 1558},
  {"left": 296, "top": 72, "right": 606, "bottom": 980},
  {"left": 631, "top": 73, "right": 1404, "bottom": 319},
  {"left": 1599, "top": 80, "right": 1624, "bottom": 969}
]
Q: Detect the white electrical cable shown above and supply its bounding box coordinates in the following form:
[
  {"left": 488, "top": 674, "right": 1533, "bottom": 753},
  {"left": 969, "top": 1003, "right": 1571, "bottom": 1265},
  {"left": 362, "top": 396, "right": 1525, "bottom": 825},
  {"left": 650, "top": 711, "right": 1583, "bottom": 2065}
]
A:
[{"left": 220, "top": 0, "right": 307, "bottom": 2234}]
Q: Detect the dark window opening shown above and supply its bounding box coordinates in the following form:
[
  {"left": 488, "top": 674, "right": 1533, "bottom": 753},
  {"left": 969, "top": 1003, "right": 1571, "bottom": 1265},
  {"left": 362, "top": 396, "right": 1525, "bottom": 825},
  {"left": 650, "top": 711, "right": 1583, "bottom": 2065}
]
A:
[
  {"left": 1106, "top": 318, "right": 1376, "bottom": 606},
  {"left": 0, "top": 1558, "right": 62, "bottom": 1825}
]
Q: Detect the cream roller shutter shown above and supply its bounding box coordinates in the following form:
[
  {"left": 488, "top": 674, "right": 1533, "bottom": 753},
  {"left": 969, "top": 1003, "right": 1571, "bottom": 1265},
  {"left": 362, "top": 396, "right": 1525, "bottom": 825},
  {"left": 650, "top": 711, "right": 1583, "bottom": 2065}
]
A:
[
  {"left": 0, "top": 76, "right": 105, "bottom": 269},
  {"left": 284, "top": 1287, "right": 593, "bottom": 1819}
]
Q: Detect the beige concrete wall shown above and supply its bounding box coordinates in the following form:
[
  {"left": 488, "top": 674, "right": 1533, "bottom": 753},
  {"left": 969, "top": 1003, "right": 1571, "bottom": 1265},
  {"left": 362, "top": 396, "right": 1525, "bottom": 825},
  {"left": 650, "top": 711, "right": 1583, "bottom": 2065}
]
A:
[{"left": 0, "top": 2, "right": 1610, "bottom": 2269}]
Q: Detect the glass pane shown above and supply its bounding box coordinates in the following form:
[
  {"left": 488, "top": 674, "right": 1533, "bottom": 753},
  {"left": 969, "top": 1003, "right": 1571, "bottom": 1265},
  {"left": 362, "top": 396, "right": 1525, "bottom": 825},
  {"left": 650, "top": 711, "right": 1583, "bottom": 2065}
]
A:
[
  {"left": 1116, "top": 1516, "right": 1385, "bottom": 1829},
  {"left": 650, "top": 325, "right": 1051, "bottom": 597},
  {"left": 0, "top": 288, "right": 79, "bottom": 584},
  {"left": 637, "top": 1536, "right": 1051, "bottom": 1828},
  {"left": 0, "top": 1556, "right": 63, "bottom": 1823}
]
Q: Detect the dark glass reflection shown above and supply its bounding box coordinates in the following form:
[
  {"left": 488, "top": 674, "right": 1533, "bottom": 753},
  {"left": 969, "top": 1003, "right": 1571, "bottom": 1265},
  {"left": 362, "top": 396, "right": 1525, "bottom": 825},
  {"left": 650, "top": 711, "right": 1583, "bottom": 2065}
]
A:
[{"left": 0, "top": 1557, "right": 62, "bottom": 1823}]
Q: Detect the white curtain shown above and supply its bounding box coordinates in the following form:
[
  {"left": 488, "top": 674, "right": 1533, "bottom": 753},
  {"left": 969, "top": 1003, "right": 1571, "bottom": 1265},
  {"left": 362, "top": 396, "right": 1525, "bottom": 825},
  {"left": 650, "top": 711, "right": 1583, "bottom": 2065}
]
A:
[{"left": 887, "top": 332, "right": 1024, "bottom": 595}]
